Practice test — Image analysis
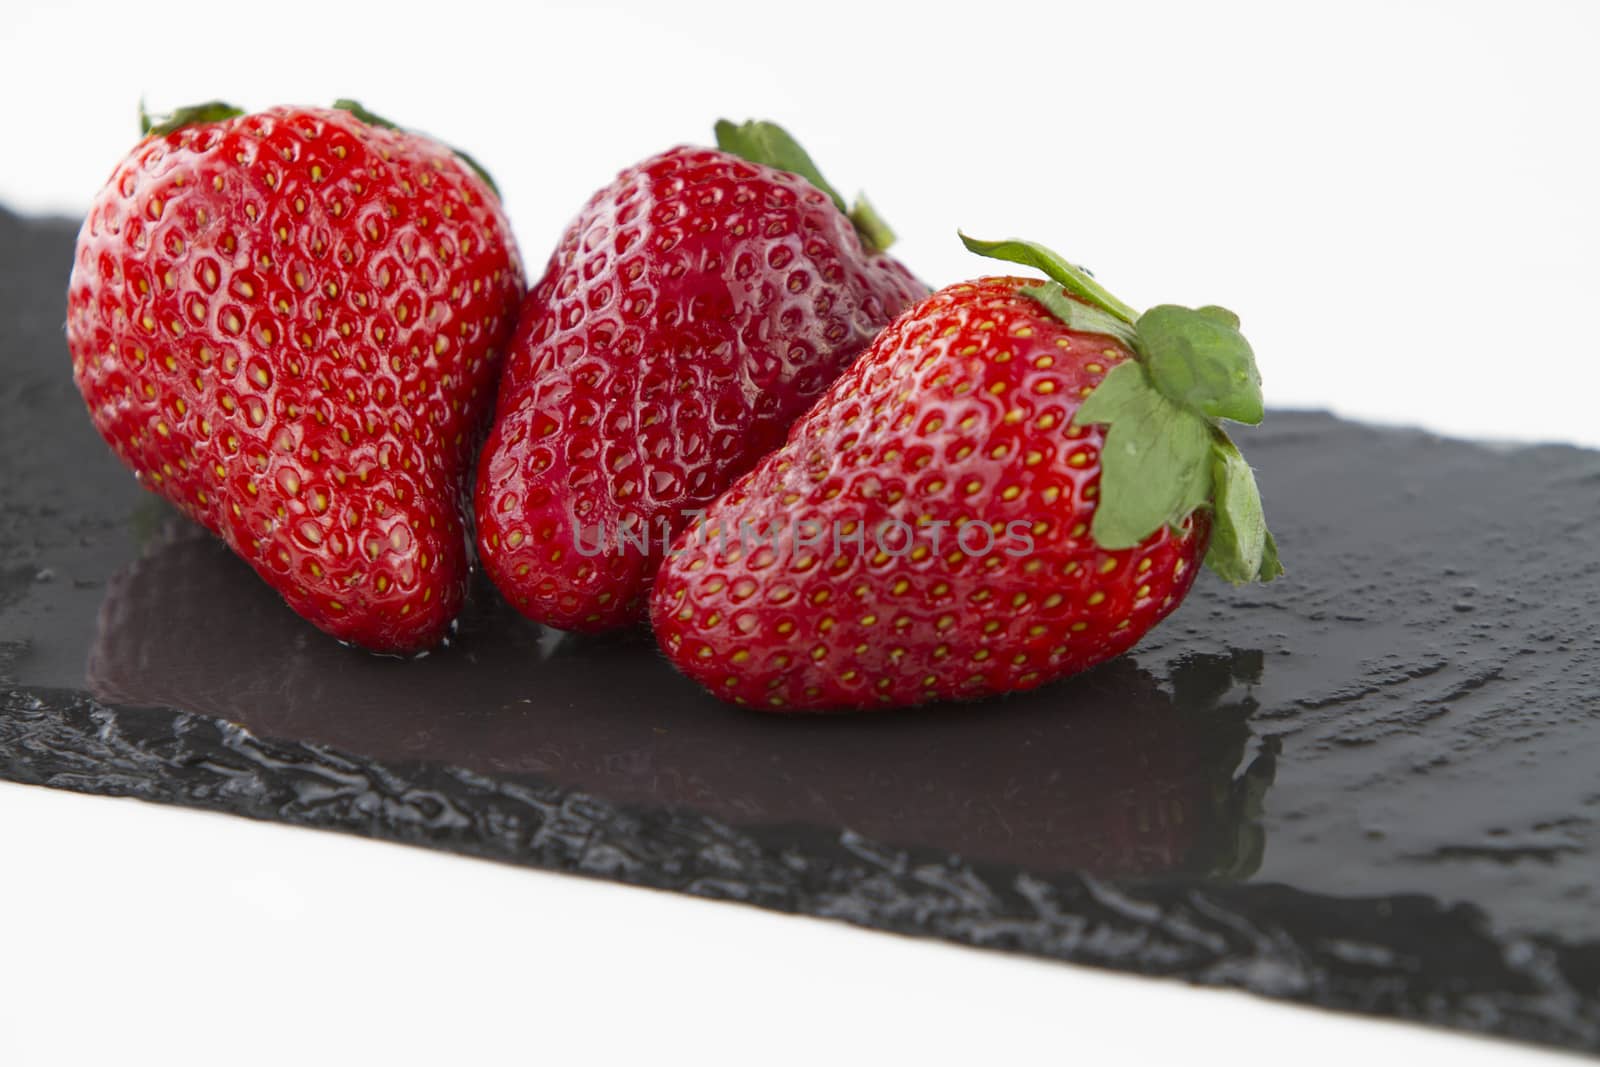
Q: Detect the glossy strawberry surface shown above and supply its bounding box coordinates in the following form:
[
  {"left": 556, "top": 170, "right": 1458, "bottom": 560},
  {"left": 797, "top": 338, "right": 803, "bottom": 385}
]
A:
[
  {"left": 475, "top": 146, "right": 925, "bottom": 632},
  {"left": 651, "top": 277, "right": 1209, "bottom": 711},
  {"left": 66, "top": 106, "right": 524, "bottom": 652}
]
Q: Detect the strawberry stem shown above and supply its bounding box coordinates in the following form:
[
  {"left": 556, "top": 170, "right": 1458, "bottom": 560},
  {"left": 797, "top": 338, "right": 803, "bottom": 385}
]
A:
[{"left": 959, "top": 233, "right": 1139, "bottom": 324}]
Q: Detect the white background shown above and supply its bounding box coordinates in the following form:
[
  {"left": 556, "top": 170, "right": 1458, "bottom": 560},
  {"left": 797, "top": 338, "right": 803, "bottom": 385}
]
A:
[{"left": 1, "top": 1, "right": 1596, "bottom": 1063}]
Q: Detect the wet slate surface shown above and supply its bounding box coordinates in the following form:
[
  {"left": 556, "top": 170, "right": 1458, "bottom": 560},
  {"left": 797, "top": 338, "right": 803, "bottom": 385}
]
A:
[{"left": 2, "top": 206, "right": 1598, "bottom": 1053}]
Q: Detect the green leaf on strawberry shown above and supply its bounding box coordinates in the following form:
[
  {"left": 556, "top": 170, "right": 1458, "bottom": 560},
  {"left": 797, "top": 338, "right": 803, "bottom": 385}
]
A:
[
  {"left": 715, "top": 119, "right": 896, "bottom": 254},
  {"left": 966, "top": 234, "right": 1283, "bottom": 585},
  {"left": 1206, "top": 435, "right": 1285, "bottom": 583},
  {"left": 1136, "top": 304, "right": 1263, "bottom": 424},
  {"left": 714, "top": 119, "right": 846, "bottom": 210},
  {"left": 139, "top": 100, "right": 244, "bottom": 138},
  {"left": 1019, "top": 283, "right": 1139, "bottom": 349},
  {"left": 1073, "top": 362, "right": 1214, "bottom": 550}
]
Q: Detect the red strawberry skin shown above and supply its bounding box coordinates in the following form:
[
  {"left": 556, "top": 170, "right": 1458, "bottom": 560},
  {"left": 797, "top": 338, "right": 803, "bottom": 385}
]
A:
[
  {"left": 66, "top": 106, "right": 524, "bottom": 653},
  {"left": 475, "top": 146, "right": 926, "bottom": 632},
  {"left": 651, "top": 278, "right": 1209, "bottom": 711}
]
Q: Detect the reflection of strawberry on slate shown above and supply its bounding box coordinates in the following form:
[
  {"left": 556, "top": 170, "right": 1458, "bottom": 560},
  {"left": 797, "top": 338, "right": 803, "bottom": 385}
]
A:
[{"left": 88, "top": 517, "right": 1274, "bottom": 881}]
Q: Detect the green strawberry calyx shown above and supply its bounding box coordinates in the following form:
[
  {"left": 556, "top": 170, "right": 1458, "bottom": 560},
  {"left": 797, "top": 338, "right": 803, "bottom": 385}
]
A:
[
  {"left": 714, "top": 119, "right": 896, "bottom": 256},
  {"left": 961, "top": 233, "right": 1283, "bottom": 585},
  {"left": 139, "top": 100, "right": 244, "bottom": 137},
  {"left": 136, "top": 99, "right": 503, "bottom": 199}
]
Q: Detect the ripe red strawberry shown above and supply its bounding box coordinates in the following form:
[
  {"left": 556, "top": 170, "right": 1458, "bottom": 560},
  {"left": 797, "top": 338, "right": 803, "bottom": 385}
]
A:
[
  {"left": 475, "top": 120, "right": 926, "bottom": 632},
  {"left": 66, "top": 100, "right": 524, "bottom": 653},
  {"left": 651, "top": 236, "right": 1281, "bottom": 711}
]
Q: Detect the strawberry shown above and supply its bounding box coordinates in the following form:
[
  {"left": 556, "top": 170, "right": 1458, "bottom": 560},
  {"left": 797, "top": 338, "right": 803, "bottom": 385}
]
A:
[
  {"left": 474, "top": 120, "right": 926, "bottom": 632},
  {"left": 66, "top": 100, "right": 525, "bottom": 654},
  {"left": 651, "top": 235, "right": 1281, "bottom": 711}
]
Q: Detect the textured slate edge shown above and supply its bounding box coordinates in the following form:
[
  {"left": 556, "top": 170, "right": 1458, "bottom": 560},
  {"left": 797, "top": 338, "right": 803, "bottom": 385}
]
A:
[{"left": 3, "top": 686, "right": 1597, "bottom": 1054}]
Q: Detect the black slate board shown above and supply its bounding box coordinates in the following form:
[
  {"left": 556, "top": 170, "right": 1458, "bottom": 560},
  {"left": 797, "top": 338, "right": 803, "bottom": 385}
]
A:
[{"left": 3, "top": 207, "right": 1598, "bottom": 1053}]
